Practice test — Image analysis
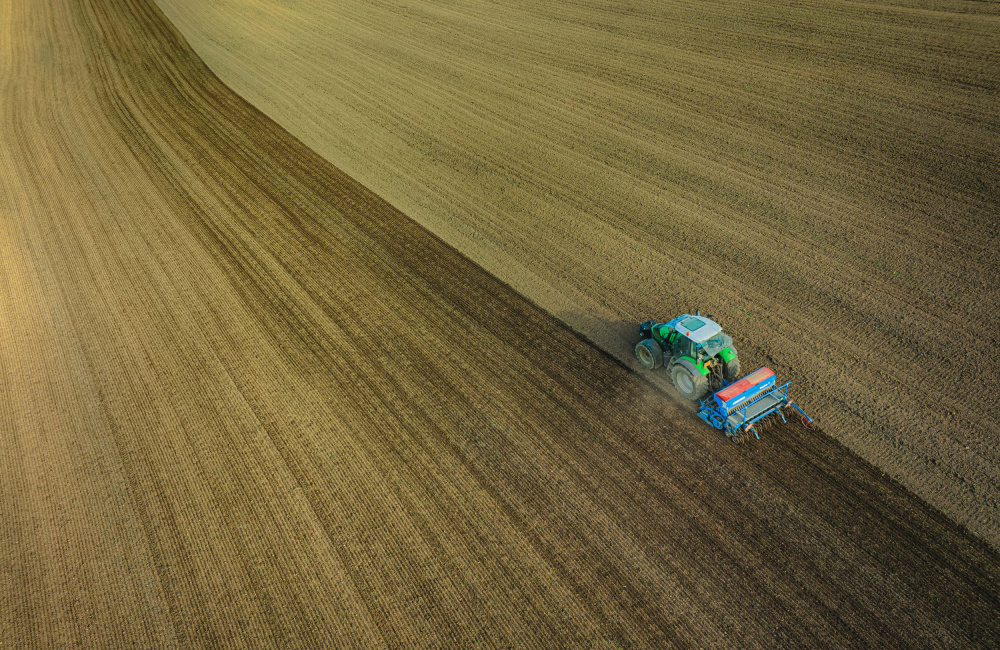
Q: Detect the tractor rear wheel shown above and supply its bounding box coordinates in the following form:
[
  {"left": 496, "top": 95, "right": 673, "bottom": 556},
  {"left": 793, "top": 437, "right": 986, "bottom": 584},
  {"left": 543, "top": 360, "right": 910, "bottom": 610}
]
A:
[
  {"left": 635, "top": 339, "right": 663, "bottom": 370},
  {"left": 723, "top": 348, "right": 741, "bottom": 382},
  {"left": 671, "top": 364, "right": 710, "bottom": 400}
]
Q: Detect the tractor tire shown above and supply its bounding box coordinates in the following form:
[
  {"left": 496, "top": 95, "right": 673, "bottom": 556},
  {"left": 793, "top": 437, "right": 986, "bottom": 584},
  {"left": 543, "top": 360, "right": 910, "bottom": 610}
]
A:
[
  {"left": 635, "top": 339, "right": 663, "bottom": 370},
  {"left": 723, "top": 349, "right": 741, "bottom": 382},
  {"left": 671, "top": 363, "right": 710, "bottom": 400}
]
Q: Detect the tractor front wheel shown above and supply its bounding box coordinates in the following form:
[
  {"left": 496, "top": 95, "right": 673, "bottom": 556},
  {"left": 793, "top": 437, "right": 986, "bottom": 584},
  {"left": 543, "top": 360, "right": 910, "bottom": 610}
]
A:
[
  {"left": 671, "top": 364, "right": 710, "bottom": 400},
  {"left": 635, "top": 339, "right": 663, "bottom": 370}
]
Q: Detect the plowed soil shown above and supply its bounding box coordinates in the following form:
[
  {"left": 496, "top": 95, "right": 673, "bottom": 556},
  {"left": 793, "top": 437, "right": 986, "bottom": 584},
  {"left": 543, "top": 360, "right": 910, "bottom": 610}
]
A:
[
  {"left": 153, "top": 0, "right": 1000, "bottom": 548},
  {"left": 2, "top": 0, "right": 999, "bottom": 647}
]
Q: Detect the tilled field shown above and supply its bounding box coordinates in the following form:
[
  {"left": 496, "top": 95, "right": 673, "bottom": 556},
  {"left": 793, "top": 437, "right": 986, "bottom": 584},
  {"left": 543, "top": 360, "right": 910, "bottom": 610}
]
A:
[
  {"left": 154, "top": 0, "right": 1000, "bottom": 548},
  {"left": 2, "top": 0, "right": 1000, "bottom": 647}
]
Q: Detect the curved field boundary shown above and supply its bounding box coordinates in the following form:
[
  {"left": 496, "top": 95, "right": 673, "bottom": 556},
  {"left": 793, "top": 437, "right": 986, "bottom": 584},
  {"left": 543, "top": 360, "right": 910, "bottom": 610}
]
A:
[
  {"left": 1, "top": 0, "right": 998, "bottom": 646},
  {"left": 153, "top": 0, "right": 1000, "bottom": 548}
]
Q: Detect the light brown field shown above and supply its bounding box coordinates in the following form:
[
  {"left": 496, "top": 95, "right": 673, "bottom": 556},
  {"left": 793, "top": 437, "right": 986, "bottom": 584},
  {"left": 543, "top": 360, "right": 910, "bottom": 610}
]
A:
[
  {"left": 2, "top": 0, "right": 1000, "bottom": 646},
  {"left": 153, "top": 0, "right": 1000, "bottom": 549}
]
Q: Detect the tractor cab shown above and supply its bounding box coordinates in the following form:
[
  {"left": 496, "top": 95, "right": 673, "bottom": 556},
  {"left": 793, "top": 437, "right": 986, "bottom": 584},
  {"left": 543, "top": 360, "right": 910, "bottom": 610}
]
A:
[
  {"left": 643, "top": 314, "right": 732, "bottom": 362},
  {"left": 671, "top": 315, "right": 733, "bottom": 360},
  {"left": 672, "top": 314, "right": 722, "bottom": 343},
  {"left": 637, "top": 311, "right": 740, "bottom": 400}
]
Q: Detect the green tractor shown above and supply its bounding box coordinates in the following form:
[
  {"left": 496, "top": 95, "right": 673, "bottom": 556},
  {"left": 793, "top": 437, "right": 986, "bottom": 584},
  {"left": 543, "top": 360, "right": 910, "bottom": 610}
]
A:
[{"left": 636, "top": 311, "right": 740, "bottom": 400}]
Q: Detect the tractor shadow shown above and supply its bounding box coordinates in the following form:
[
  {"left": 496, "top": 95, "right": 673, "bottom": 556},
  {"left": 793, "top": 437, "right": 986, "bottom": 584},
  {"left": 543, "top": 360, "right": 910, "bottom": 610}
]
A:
[{"left": 555, "top": 309, "right": 695, "bottom": 412}]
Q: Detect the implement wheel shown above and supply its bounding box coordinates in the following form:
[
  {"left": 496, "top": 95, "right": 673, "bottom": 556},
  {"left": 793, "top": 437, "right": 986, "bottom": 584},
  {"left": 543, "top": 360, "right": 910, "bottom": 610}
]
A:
[
  {"left": 671, "top": 364, "right": 709, "bottom": 400},
  {"left": 635, "top": 339, "right": 663, "bottom": 370}
]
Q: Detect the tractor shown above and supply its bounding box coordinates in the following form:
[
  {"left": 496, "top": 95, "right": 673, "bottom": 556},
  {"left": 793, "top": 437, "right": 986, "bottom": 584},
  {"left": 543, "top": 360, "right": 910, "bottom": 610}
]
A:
[
  {"left": 635, "top": 311, "right": 739, "bottom": 400},
  {"left": 635, "top": 311, "right": 814, "bottom": 442}
]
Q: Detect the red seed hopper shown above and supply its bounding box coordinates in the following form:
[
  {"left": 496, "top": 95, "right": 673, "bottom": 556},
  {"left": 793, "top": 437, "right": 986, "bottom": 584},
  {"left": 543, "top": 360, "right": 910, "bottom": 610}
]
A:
[{"left": 697, "top": 367, "right": 814, "bottom": 442}]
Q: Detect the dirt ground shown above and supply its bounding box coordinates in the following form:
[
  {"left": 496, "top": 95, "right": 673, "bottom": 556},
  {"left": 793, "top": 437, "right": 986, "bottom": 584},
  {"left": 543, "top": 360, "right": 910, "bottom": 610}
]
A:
[
  {"left": 2, "top": 0, "right": 999, "bottom": 646},
  {"left": 152, "top": 0, "right": 1000, "bottom": 550}
]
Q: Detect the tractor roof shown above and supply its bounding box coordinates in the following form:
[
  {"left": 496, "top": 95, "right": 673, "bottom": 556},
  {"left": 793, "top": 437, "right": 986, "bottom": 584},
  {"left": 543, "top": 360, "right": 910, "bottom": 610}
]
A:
[{"left": 667, "top": 314, "right": 723, "bottom": 343}]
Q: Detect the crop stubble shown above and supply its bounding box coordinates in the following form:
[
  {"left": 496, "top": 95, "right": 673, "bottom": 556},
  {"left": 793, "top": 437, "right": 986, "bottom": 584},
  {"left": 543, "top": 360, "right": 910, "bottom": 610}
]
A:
[
  {"left": 1, "top": 0, "right": 999, "bottom": 647},
  {"left": 153, "top": 0, "right": 1000, "bottom": 548}
]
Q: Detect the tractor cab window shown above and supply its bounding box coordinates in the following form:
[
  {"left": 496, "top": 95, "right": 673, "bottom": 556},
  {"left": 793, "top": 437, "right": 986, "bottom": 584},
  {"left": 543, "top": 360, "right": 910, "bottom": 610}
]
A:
[
  {"left": 701, "top": 332, "right": 733, "bottom": 358},
  {"left": 674, "top": 336, "right": 695, "bottom": 360},
  {"left": 679, "top": 317, "right": 705, "bottom": 332}
]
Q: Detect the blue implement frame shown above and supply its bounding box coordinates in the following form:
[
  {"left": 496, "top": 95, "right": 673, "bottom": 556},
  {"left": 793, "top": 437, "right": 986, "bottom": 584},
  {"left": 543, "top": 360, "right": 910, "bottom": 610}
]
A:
[{"left": 698, "top": 380, "right": 814, "bottom": 440}]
